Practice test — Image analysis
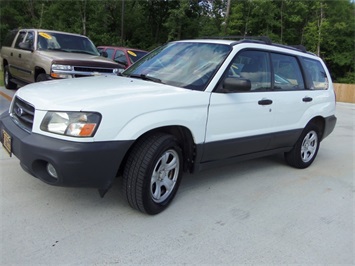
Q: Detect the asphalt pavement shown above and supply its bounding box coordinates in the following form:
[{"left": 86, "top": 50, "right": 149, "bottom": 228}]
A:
[{"left": 0, "top": 86, "right": 354, "bottom": 265}]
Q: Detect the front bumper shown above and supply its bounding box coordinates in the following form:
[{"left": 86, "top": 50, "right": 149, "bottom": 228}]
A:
[{"left": 0, "top": 111, "right": 133, "bottom": 189}]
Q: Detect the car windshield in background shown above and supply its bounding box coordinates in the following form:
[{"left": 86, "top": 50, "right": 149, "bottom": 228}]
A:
[
  {"left": 123, "top": 42, "right": 231, "bottom": 91},
  {"left": 127, "top": 50, "right": 148, "bottom": 64},
  {"left": 37, "top": 32, "right": 99, "bottom": 56}
]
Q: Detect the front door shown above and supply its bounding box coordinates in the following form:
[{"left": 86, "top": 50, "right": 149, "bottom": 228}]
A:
[{"left": 203, "top": 50, "right": 275, "bottom": 162}]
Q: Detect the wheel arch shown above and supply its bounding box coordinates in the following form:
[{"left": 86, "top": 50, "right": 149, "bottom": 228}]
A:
[
  {"left": 307, "top": 116, "right": 325, "bottom": 140},
  {"left": 118, "top": 125, "right": 196, "bottom": 177},
  {"left": 34, "top": 66, "right": 47, "bottom": 81},
  {"left": 2, "top": 59, "right": 9, "bottom": 69}
]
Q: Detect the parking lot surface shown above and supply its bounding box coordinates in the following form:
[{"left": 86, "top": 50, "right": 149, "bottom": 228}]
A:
[{"left": 0, "top": 87, "right": 354, "bottom": 265}]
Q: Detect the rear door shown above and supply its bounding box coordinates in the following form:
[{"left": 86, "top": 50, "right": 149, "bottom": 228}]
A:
[
  {"left": 17, "top": 30, "right": 35, "bottom": 83},
  {"left": 266, "top": 53, "right": 317, "bottom": 149},
  {"left": 9, "top": 30, "right": 27, "bottom": 79}
]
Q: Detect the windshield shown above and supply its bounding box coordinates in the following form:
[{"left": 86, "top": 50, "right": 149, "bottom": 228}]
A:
[
  {"left": 37, "top": 31, "right": 100, "bottom": 56},
  {"left": 123, "top": 42, "right": 231, "bottom": 91},
  {"left": 127, "top": 50, "right": 148, "bottom": 64}
]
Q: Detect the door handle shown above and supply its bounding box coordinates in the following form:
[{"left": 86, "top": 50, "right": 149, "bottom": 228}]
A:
[
  {"left": 258, "top": 99, "right": 273, "bottom": 105},
  {"left": 303, "top": 96, "right": 313, "bottom": 102}
]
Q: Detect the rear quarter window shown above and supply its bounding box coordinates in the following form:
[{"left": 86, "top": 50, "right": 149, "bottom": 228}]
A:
[{"left": 302, "top": 58, "right": 329, "bottom": 90}]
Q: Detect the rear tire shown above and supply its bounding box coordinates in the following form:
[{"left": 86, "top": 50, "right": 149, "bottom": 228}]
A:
[
  {"left": 4, "top": 65, "right": 17, "bottom": 90},
  {"left": 123, "top": 133, "right": 183, "bottom": 214},
  {"left": 285, "top": 123, "right": 320, "bottom": 169}
]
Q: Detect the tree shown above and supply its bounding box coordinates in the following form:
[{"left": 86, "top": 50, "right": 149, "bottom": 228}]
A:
[
  {"left": 0, "top": 0, "right": 353, "bottom": 83},
  {"left": 164, "top": 0, "right": 201, "bottom": 41},
  {"left": 225, "top": 0, "right": 245, "bottom": 36},
  {"left": 324, "top": 0, "right": 355, "bottom": 83}
]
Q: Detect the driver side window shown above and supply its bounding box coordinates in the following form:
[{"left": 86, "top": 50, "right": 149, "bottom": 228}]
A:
[
  {"left": 220, "top": 50, "right": 271, "bottom": 92},
  {"left": 24, "top": 31, "right": 34, "bottom": 50}
]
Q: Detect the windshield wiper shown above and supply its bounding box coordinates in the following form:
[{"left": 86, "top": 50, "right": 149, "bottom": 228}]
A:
[{"left": 128, "top": 74, "right": 163, "bottom": 84}]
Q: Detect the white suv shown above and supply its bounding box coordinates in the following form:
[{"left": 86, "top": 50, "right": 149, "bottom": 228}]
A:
[{"left": 0, "top": 37, "right": 337, "bottom": 214}]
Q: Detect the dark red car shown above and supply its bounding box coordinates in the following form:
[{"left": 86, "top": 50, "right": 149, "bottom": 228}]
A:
[{"left": 97, "top": 46, "right": 148, "bottom": 69}]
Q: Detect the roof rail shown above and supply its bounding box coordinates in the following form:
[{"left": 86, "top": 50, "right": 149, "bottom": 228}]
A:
[
  {"left": 201, "top": 35, "right": 272, "bottom": 45},
  {"left": 238, "top": 36, "right": 272, "bottom": 45},
  {"left": 272, "top": 43, "right": 310, "bottom": 54},
  {"left": 199, "top": 35, "right": 312, "bottom": 54},
  {"left": 289, "top": 45, "right": 307, "bottom": 53}
]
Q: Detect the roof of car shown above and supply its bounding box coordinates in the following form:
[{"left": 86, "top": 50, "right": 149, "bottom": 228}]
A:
[
  {"left": 178, "top": 36, "right": 316, "bottom": 56},
  {"left": 17, "top": 28, "right": 87, "bottom": 37},
  {"left": 97, "top": 46, "right": 148, "bottom": 52}
]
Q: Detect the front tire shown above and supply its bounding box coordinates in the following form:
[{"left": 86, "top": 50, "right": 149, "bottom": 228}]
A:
[
  {"left": 4, "top": 65, "right": 17, "bottom": 90},
  {"left": 285, "top": 123, "right": 320, "bottom": 169},
  {"left": 36, "top": 73, "right": 48, "bottom": 82},
  {"left": 123, "top": 133, "right": 183, "bottom": 214}
]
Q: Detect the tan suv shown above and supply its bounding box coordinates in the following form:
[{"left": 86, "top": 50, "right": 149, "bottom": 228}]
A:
[{"left": 1, "top": 29, "right": 124, "bottom": 89}]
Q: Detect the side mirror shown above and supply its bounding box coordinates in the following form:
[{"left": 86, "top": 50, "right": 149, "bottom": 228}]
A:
[
  {"left": 19, "top": 42, "right": 33, "bottom": 51},
  {"left": 223, "top": 78, "right": 251, "bottom": 92},
  {"left": 100, "top": 51, "right": 108, "bottom": 58}
]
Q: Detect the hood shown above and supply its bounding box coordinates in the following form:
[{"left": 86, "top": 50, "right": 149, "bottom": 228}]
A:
[
  {"left": 36, "top": 51, "right": 121, "bottom": 67},
  {"left": 15, "top": 76, "right": 200, "bottom": 111}
]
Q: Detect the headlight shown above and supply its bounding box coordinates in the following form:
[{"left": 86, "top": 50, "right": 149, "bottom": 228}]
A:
[
  {"left": 52, "top": 64, "right": 74, "bottom": 71},
  {"left": 51, "top": 64, "right": 74, "bottom": 79},
  {"left": 40, "top": 111, "right": 101, "bottom": 137},
  {"left": 113, "top": 68, "right": 121, "bottom": 75}
]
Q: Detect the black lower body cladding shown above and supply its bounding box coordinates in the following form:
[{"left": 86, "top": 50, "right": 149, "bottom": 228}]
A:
[
  {"left": 0, "top": 111, "right": 134, "bottom": 189},
  {"left": 322, "top": 115, "right": 337, "bottom": 140}
]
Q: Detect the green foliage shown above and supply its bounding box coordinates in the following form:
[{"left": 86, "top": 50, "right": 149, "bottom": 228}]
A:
[
  {"left": 0, "top": 70, "right": 3, "bottom": 86},
  {"left": 0, "top": 0, "right": 354, "bottom": 83},
  {"left": 225, "top": 1, "right": 244, "bottom": 35},
  {"left": 164, "top": 0, "right": 200, "bottom": 41},
  {"left": 337, "top": 72, "right": 355, "bottom": 84}
]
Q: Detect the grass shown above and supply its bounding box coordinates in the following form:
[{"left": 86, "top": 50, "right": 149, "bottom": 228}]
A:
[{"left": 0, "top": 70, "right": 3, "bottom": 86}]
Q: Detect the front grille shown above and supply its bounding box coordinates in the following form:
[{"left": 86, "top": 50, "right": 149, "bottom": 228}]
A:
[
  {"left": 11, "top": 97, "right": 35, "bottom": 132},
  {"left": 73, "top": 66, "right": 115, "bottom": 74}
]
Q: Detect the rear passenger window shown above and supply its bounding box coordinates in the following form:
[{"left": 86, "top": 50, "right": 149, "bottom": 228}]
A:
[
  {"left": 14, "top": 31, "right": 26, "bottom": 49},
  {"left": 271, "top": 53, "right": 305, "bottom": 90},
  {"left": 302, "top": 58, "right": 329, "bottom": 90}
]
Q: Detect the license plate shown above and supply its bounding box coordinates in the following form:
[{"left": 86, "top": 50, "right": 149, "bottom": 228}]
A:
[{"left": 2, "top": 129, "right": 12, "bottom": 157}]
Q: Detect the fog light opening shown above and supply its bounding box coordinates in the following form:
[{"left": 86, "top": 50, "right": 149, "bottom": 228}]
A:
[{"left": 46, "top": 163, "right": 58, "bottom": 179}]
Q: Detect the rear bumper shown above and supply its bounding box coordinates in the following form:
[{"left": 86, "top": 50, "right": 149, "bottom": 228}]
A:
[
  {"left": 323, "top": 115, "right": 337, "bottom": 140},
  {"left": 0, "top": 111, "right": 133, "bottom": 189}
]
